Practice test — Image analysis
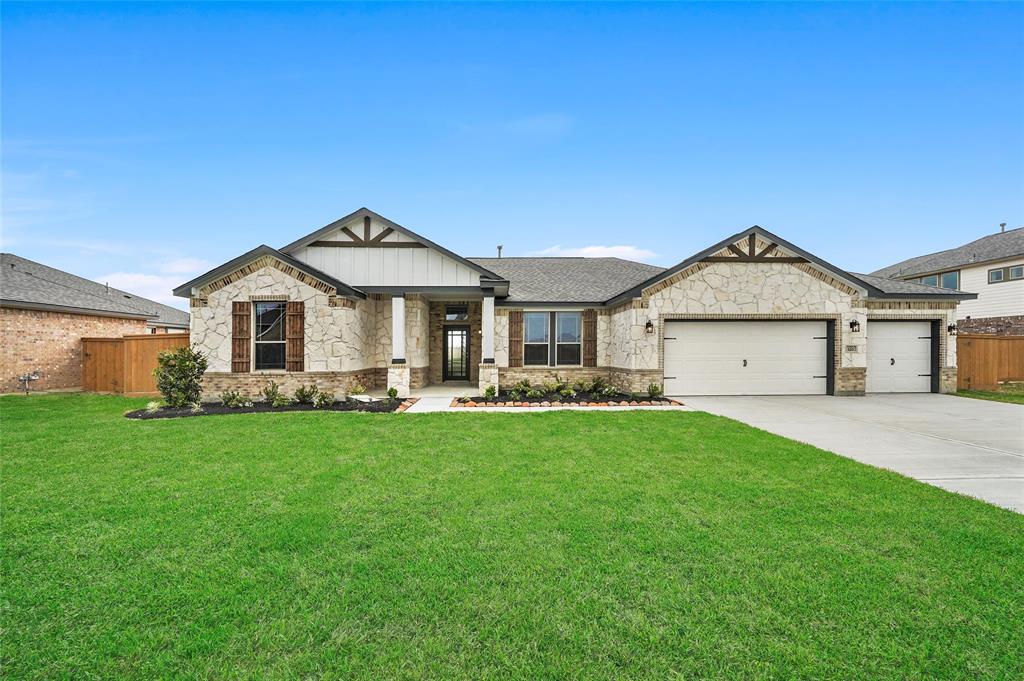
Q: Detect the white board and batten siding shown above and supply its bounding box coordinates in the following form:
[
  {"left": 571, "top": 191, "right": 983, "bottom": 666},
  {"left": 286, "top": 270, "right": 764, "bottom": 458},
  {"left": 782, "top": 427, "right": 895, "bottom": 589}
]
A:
[
  {"left": 663, "top": 321, "right": 829, "bottom": 396},
  {"left": 291, "top": 218, "right": 482, "bottom": 288},
  {"left": 866, "top": 321, "right": 932, "bottom": 393}
]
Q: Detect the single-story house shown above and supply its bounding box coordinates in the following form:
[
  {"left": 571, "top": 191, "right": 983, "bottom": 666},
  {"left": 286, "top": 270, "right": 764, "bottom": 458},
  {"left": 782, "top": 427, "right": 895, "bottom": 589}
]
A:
[
  {"left": 175, "top": 208, "right": 975, "bottom": 398},
  {"left": 0, "top": 253, "right": 190, "bottom": 393},
  {"left": 872, "top": 225, "right": 1023, "bottom": 335}
]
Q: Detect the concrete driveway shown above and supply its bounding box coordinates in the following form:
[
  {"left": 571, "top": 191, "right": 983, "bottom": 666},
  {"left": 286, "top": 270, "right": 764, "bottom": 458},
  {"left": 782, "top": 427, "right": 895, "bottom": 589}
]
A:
[{"left": 679, "top": 394, "right": 1024, "bottom": 513}]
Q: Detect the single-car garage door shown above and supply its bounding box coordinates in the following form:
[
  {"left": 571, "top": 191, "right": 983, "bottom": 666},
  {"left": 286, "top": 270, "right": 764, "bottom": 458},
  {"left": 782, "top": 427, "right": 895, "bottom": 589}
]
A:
[
  {"left": 663, "top": 321, "right": 829, "bottom": 395},
  {"left": 866, "top": 321, "right": 934, "bottom": 393}
]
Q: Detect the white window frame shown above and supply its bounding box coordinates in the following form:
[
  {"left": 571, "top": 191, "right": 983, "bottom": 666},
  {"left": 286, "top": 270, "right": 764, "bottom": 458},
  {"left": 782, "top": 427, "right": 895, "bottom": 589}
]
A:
[
  {"left": 988, "top": 268, "right": 1005, "bottom": 284},
  {"left": 253, "top": 301, "right": 288, "bottom": 372}
]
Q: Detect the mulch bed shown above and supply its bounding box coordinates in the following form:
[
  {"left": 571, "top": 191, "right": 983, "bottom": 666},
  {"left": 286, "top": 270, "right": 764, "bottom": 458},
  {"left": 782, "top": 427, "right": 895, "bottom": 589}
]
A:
[
  {"left": 126, "top": 398, "right": 417, "bottom": 419},
  {"left": 452, "top": 393, "right": 680, "bottom": 408}
]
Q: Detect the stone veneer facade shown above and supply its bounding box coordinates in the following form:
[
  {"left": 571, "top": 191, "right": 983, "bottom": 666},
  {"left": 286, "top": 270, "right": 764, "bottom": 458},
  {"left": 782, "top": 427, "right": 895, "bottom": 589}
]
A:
[{"left": 188, "top": 250, "right": 961, "bottom": 397}]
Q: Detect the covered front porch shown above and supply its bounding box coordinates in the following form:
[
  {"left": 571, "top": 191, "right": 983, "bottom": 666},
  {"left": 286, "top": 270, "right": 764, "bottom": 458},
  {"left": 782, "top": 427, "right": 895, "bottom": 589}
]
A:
[{"left": 384, "top": 293, "right": 497, "bottom": 397}]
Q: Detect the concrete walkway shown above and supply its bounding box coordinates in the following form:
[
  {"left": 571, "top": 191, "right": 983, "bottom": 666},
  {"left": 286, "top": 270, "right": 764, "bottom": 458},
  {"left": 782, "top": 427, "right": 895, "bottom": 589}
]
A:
[{"left": 680, "top": 394, "right": 1024, "bottom": 513}]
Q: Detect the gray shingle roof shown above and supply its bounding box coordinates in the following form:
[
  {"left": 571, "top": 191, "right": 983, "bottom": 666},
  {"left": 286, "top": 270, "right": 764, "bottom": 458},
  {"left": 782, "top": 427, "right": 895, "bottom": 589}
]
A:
[
  {"left": 871, "top": 227, "right": 1024, "bottom": 278},
  {"left": 467, "top": 257, "right": 665, "bottom": 303},
  {"left": 0, "top": 253, "right": 190, "bottom": 327},
  {"left": 850, "top": 272, "right": 975, "bottom": 298}
]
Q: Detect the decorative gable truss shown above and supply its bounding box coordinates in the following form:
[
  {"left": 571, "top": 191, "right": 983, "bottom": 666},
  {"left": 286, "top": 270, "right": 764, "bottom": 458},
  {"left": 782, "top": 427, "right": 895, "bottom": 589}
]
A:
[{"left": 309, "top": 215, "right": 426, "bottom": 249}]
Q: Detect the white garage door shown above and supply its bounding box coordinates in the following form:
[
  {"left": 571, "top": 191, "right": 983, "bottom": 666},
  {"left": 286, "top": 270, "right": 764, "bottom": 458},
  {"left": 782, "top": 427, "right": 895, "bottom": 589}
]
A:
[
  {"left": 663, "top": 321, "right": 829, "bottom": 395},
  {"left": 866, "top": 321, "right": 933, "bottom": 393}
]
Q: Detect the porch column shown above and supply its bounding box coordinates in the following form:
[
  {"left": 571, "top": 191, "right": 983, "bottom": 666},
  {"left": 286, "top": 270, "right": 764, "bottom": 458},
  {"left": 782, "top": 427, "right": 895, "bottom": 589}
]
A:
[
  {"left": 389, "top": 294, "right": 410, "bottom": 398},
  {"left": 479, "top": 293, "right": 498, "bottom": 394},
  {"left": 481, "top": 294, "right": 495, "bottom": 363},
  {"left": 391, "top": 294, "right": 406, "bottom": 363}
]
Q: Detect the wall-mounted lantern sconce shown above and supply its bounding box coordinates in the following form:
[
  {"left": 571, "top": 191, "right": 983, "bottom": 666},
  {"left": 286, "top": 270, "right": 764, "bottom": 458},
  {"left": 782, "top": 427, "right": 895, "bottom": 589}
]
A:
[
  {"left": 645, "top": 320, "right": 655, "bottom": 334},
  {"left": 848, "top": 320, "right": 861, "bottom": 333},
  {"left": 947, "top": 323, "right": 957, "bottom": 336}
]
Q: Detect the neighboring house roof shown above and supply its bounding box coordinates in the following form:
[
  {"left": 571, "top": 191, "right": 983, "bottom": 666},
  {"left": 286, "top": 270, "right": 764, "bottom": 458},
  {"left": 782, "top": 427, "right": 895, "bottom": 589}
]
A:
[
  {"left": 849, "top": 272, "right": 973, "bottom": 297},
  {"left": 0, "top": 253, "right": 190, "bottom": 326},
  {"left": 280, "top": 207, "right": 508, "bottom": 284},
  {"left": 172, "top": 244, "right": 367, "bottom": 299},
  {"left": 871, "top": 227, "right": 1024, "bottom": 278},
  {"left": 468, "top": 257, "right": 665, "bottom": 303}
]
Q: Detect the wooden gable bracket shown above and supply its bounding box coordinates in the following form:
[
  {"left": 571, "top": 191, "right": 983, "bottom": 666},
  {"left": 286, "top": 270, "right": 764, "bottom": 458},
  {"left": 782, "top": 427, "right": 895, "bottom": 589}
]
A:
[
  {"left": 311, "top": 216, "right": 425, "bottom": 249},
  {"left": 703, "top": 234, "right": 806, "bottom": 263}
]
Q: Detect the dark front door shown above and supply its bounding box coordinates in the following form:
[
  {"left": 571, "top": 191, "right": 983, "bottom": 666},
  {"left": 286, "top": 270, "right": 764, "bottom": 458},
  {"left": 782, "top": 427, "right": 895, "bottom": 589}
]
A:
[{"left": 443, "top": 326, "right": 470, "bottom": 381}]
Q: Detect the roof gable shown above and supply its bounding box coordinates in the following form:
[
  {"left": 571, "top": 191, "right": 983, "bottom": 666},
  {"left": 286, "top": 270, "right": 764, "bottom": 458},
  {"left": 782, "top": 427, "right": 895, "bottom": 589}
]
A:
[
  {"left": 280, "top": 208, "right": 506, "bottom": 283},
  {"left": 172, "top": 245, "right": 365, "bottom": 299}
]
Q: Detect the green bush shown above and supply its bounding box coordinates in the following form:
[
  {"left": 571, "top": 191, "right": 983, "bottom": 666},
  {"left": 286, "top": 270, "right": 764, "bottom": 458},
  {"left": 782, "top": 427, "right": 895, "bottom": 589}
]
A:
[
  {"left": 293, "top": 384, "right": 319, "bottom": 404},
  {"left": 483, "top": 385, "right": 497, "bottom": 399},
  {"left": 270, "top": 393, "right": 292, "bottom": 408},
  {"left": 511, "top": 379, "right": 531, "bottom": 393},
  {"left": 508, "top": 389, "right": 522, "bottom": 401},
  {"left": 153, "top": 345, "right": 208, "bottom": 408},
  {"left": 220, "top": 390, "right": 245, "bottom": 408},
  {"left": 648, "top": 383, "right": 664, "bottom": 398},
  {"left": 387, "top": 386, "right": 399, "bottom": 400},
  {"left": 526, "top": 388, "right": 544, "bottom": 399},
  {"left": 261, "top": 381, "right": 282, "bottom": 404},
  {"left": 314, "top": 391, "right": 335, "bottom": 409},
  {"left": 559, "top": 387, "right": 576, "bottom": 399},
  {"left": 600, "top": 385, "right": 618, "bottom": 398},
  {"left": 349, "top": 383, "right": 366, "bottom": 396},
  {"left": 590, "top": 376, "right": 608, "bottom": 393}
]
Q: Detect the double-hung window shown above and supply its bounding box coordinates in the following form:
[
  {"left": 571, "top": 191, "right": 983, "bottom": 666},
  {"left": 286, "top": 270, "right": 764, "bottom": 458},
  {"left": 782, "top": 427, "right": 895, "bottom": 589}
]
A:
[
  {"left": 523, "top": 311, "right": 582, "bottom": 366},
  {"left": 555, "top": 312, "right": 582, "bottom": 365},
  {"left": 524, "top": 312, "right": 549, "bottom": 365},
  {"left": 254, "top": 301, "right": 287, "bottom": 370}
]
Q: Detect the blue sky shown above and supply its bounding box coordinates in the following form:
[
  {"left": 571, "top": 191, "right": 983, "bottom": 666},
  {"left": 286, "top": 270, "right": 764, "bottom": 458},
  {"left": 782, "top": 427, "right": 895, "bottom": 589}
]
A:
[{"left": 3, "top": 2, "right": 1022, "bottom": 309}]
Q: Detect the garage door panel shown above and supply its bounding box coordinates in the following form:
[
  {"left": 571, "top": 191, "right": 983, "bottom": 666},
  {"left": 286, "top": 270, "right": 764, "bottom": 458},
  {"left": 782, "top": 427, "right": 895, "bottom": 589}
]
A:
[
  {"left": 664, "top": 321, "right": 828, "bottom": 396},
  {"left": 866, "top": 321, "right": 933, "bottom": 393}
]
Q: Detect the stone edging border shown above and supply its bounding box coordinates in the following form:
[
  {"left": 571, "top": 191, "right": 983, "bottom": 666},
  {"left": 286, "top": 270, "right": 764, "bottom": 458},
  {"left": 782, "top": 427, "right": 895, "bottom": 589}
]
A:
[
  {"left": 397, "top": 398, "right": 419, "bottom": 413},
  {"left": 449, "top": 398, "right": 682, "bottom": 409}
]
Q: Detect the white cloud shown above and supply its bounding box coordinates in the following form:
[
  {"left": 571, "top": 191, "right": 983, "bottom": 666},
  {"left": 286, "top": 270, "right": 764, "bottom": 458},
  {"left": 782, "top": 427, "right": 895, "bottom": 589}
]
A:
[
  {"left": 158, "top": 257, "right": 212, "bottom": 274},
  {"left": 532, "top": 244, "right": 659, "bottom": 263},
  {"left": 97, "top": 257, "right": 209, "bottom": 311}
]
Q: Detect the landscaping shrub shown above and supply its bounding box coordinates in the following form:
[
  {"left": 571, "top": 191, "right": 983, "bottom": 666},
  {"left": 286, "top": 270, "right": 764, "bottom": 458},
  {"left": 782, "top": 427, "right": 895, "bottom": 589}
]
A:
[
  {"left": 511, "top": 379, "right": 531, "bottom": 393},
  {"left": 145, "top": 401, "right": 161, "bottom": 414},
  {"left": 648, "top": 382, "right": 664, "bottom": 398},
  {"left": 526, "top": 388, "right": 544, "bottom": 399},
  {"left": 220, "top": 390, "right": 245, "bottom": 408},
  {"left": 293, "top": 384, "right": 319, "bottom": 404},
  {"left": 261, "top": 381, "right": 282, "bottom": 404},
  {"left": 349, "top": 384, "right": 366, "bottom": 396},
  {"left": 153, "top": 345, "right": 208, "bottom": 408},
  {"left": 483, "top": 385, "right": 497, "bottom": 399},
  {"left": 559, "top": 387, "right": 576, "bottom": 399},
  {"left": 387, "top": 386, "right": 399, "bottom": 400},
  {"left": 314, "top": 390, "right": 335, "bottom": 409}
]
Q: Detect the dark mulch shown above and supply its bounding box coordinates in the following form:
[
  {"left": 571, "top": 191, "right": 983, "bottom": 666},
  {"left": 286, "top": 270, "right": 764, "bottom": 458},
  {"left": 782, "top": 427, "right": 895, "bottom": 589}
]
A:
[
  {"left": 126, "top": 399, "right": 403, "bottom": 420},
  {"left": 458, "top": 391, "right": 675, "bottom": 406}
]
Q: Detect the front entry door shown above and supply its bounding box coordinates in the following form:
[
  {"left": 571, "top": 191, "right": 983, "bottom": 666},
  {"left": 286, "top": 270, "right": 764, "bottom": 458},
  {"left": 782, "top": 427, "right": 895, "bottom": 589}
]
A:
[{"left": 443, "top": 326, "right": 470, "bottom": 381}]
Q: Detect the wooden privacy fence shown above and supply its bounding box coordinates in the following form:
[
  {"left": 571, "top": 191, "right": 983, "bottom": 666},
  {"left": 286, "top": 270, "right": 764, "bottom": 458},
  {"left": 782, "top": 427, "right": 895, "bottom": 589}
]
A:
[
  {"left": 956, "top": 334, "right": 1024, "bottom": 391},
  {"left": 82, "top": 333, "right": 190, "bottom": 396}
]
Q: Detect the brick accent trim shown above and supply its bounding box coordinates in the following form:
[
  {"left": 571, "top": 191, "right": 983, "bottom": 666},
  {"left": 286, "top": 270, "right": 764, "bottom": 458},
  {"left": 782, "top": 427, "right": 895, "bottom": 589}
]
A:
[
  {"left": 865, "top": 300, "right": 958, "bottom": 310},
  {"left": 199, "top": 255, "right": 336, "bottom": 296}
]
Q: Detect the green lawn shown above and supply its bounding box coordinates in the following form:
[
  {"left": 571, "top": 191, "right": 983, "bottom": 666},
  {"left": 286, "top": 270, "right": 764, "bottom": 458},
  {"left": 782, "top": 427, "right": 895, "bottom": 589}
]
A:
[
  {"left": 956, "top": 383, "right": 1024, "bottom": 405},
  {"left": 2, "top": 394, "right": 1022, "bottom": 679}
]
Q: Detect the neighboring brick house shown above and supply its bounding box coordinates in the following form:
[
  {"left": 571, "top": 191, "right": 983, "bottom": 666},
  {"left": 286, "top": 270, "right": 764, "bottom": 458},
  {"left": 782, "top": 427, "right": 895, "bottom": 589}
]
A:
[
  {"left": 0, "top": 254, "right": 190, "bottom": 393},
  {"left": 175, "top": 208, "right": 973, "bottom": 398},
  {"left": 872, "top": 226, "right": 1024, "bottom": 335}
]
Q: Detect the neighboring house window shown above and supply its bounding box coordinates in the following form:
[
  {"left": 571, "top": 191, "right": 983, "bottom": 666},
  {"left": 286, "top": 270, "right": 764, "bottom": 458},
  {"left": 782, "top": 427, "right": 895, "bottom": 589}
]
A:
[
  {"left": 988, "top": 264, "right": 1024, "bottom": 284},
  {"left": 915, "top": 270, "right": 959, "bottom": 290},
  {"left": 555, "top": 312, "right": 582, "bottom": 365},
  {"left": 445, "top": 305, "right": 468, "bottom": 321},
  {"left": 254, "top": 301, "right": 286, "bottom": 370},
  {"left": 524, "top": 312, "right": 549, "bottom": 365}
]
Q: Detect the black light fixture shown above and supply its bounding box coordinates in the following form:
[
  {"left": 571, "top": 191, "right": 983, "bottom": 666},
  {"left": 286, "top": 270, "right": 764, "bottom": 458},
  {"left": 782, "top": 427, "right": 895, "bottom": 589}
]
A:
[
  {"left": 849, "top": 319, "right": 861, "bottom": 333},
  {"left": 645, "top": 320, "right": 655, "bottom": 334},
  {"left": 947, "top": 323, "right": 957, "bottom": 335}
]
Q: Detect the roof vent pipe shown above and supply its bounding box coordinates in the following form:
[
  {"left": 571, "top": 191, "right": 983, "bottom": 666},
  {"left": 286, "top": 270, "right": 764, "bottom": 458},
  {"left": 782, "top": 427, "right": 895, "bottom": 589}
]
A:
[
  {"left": 1000, "top": 222, "right": 1006, "bottom": 233},
  {"left": 497, "top": 245, "right": 503, "bottom": 258}
]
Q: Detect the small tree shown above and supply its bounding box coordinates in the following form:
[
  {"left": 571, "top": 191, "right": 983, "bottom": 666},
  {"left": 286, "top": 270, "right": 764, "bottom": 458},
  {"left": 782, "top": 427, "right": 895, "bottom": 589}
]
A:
[{"left": 154, "top": 345, "right": 208, "bottom": 408}]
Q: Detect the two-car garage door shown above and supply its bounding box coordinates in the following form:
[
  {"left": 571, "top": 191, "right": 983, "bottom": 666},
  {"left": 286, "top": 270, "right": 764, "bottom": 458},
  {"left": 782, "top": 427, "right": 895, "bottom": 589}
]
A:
[
  {"left": 662, "top": 319, "right": 936, "bottom": 395},
  {"left": 663, "top": 321, "right": 829, "bottom": 395}
]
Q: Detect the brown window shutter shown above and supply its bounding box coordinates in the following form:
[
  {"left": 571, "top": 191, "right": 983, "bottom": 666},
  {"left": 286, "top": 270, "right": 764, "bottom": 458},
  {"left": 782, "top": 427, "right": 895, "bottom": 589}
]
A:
[
  {"left": 508, "top": 309, "right": 523, "bottom": 368},
  {"left": 285, "top": 301, "right": 304, "bottom": 372},
  {"left": 582, "top": 309, "right": 597, "bottom": 367},
  {"left": 231, "top": 301, "right": 251, "bottom": 373}
]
